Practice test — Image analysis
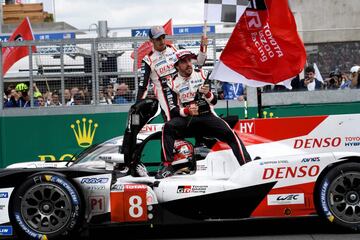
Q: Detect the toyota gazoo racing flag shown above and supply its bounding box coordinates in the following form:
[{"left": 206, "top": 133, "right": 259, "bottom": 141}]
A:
[
  {"left": 2, "top": 17, "right": 36, "bottom": 76},
  {"left": 131, "top": 19, "right": 173, "bottom": 70},
  {"left": 210, "top": 0, "right": 306, "bottom": 88}
]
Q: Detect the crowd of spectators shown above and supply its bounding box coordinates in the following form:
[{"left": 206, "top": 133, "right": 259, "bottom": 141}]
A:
[
  {"left": 2, "top": 63, "right": 360, "bottom": 108},
  {"left": 2, "top": 82, "right": 135, "bottom": 108}
]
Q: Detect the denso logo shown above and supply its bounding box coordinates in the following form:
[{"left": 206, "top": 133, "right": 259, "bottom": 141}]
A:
[
  {"left": 158, "top": 64, "right": 174, "bottom": 75},
  {"left": 80, "top": 178, "right": 109, "bottom": 184},
  {"left": 0, "top": 192, "right": 8, "bottom": 198},
  {"left": 294, "top": 137, "right": 341, "bottom": 149},
  {"left": 262, "top": 165, "right": 320, "bottom": 179},
  {"left": 181, "top": 92, "right": 196, "bottom": 100}
]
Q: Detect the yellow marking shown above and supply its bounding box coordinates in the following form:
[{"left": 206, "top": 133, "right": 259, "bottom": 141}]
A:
[{"left": 44, "top": 175, "right": 52, "bottom": 182}]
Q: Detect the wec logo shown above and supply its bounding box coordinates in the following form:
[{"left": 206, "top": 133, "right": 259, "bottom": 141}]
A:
[{"left": 276, "top": 194, "right": 299, "bottom": 201}]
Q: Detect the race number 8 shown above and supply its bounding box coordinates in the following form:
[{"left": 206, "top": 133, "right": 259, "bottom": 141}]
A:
[{"left": 129, "top": 195, "right": 143, "bottom": 218}]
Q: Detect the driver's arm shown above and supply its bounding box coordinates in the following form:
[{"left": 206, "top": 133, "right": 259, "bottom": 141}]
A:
[{"left": 136, "top": 59, "right": 151, "bottom": 100}]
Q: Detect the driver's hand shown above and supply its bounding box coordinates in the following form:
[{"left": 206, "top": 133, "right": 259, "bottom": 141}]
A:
[
  {"left": 188, "top": 104, "right": 199, "bottom": 116},
  {"left": 199, "top": 84, "right": 210, "bottom": 95}
]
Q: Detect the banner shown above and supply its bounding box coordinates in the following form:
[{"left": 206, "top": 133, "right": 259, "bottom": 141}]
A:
[
  {"left": 2, "top": 17, "right": 36, "bottom": 76},
  {"left": 210, "top": 0, "right": 306, "bottom": 88},
  {"left": 131, "top": 19, "right": 173, "bottom": 70}
]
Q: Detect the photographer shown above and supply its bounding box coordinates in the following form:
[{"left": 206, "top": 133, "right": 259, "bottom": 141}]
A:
[
  {"left": 299, "top": 66, "right": 323, "bottom": 91},
  {"left": 324, "top": 70, "right": 342, "bottom": 90}
]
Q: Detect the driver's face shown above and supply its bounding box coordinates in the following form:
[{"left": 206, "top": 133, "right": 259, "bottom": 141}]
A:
[
  {"left": 151, "top": 35, "right": 166, "bottom": 51},
  {"left": 176, "top": 57, "right": 193, "bottom": 77}
]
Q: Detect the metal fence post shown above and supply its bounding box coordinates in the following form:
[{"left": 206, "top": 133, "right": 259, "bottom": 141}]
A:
[
  {"left": 92, "top": 39, "right": 99, "bottom": 105},
  {"left": 133, "top": 40, "right": 139, "bottom": 96},
  {"left": 29, "top": 45, "right": 34, "bottom": 107},
  {"left": 60, "top": 43, "right": 65, "bottom": 105}
]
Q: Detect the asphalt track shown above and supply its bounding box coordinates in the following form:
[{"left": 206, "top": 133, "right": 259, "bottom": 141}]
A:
[{"left": 87, "top": 217, "right": 359, "bottom": 240}]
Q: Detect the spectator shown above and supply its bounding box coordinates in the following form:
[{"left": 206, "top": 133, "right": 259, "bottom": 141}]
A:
[
  {"left": 97, "top": 87, "right": 113, "bottom": 105},
  {"left": 222, "top": 82, "right": 245, "bottom": 101},
  {"left": 72, "top": 93, "right": 85, "bottom": 105},
  {"left": 64, "top": 89, "right": 71, "bottom": 105},
  {"left": 47, "top": 92, "right": 62, "bottom": 106},
  {"left": 339, "top": 71, "right": 352, "bottom": 89},
  {"left": 106, "top": 84, "right": 115, "bottom": 102},
  {"left": 324, "top": 70, "right": 342, "bottom": 90},
  {"left": 114, "top": 83, "right": 129, "bottom": 104},
  {"left": 350, "top": 65, "right": 360, "bottom": 89},
  {"left": 35, "top": 96, "right": 45, "bottom": 107},
  {"left": 299, "top": 66, "right": 323, "bottom": 91}
]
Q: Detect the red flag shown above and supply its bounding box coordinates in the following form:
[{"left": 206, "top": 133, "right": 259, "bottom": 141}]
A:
[
  {"left": 131, "top": 19, "right": 173, "bottom": 70},
  {"left": 210, "top": 0, "right": 306, "bottom": 88},
  {"left": 2, "top": 17, "right": 36, "bottom": 76}
]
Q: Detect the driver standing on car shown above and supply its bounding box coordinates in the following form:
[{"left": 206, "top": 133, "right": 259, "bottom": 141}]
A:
[
  {"left": 136, "top": 25, "right": 208, "bottom": 121},
  {"left": 156, "top": 50, "right": 251, "bottom": 179}
]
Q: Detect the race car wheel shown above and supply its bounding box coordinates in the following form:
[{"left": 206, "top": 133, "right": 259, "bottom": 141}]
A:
[
  {"left": 10, "top": 173, "right": 82, "bottom": 239},
  {"left": 317, "top": 162, "right": 360, "bottom": 231}
]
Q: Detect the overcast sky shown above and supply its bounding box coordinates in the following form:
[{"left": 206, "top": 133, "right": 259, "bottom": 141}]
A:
[{"left": 54, "top": 0, "right": 205, "bottom": 30}]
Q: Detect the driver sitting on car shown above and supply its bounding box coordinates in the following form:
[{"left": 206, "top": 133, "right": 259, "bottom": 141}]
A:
[{"left": 156, "top": 50, "right": 251, "bottom": 179}]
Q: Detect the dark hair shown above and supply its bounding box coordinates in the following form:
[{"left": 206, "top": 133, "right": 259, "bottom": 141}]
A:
[{"left": 305, "top": 66, "right": 315, "bottom": 74}]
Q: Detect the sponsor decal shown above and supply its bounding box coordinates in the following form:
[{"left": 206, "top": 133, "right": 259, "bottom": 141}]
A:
[
  {"left": 15, "top": 212, "right": 43, "bottom": 239},
  {"left": 190, "top": 79, "right": 203, "bottom": 84},
  {"left": 87, "top": 186, "right": 105, "bottom": 191},
  {"left": 70, "top": 118, "right": 99, "bottom": 148},
  {"left": 0, "top": 204, "right": 5, "bottom": 210},
  {"left": 301, "top": 157, "right": 320, "bottom": 163},
  {"left": 267, "top": 193, "right": 305, "bottom": 205},
  {"left": 89, "top": 196, "right": 105, "bottom": 213},
  {"left": 179, "top": 86, "right": 190, "bottom": 93},
  {"left": 50, "top": 176, "right": 80, "bottom": 205},
  {"left": 0, "top": 192, "right": 8, "bottom": 198},
  {"left": 259, "top": 160, "right": 289, "bottom": 166},
  {"left": 197, "top": 164, "right": 207, "bottom": 171},
  {"left": 238, "top": 122, "right": 254, "bottom": 134},
  {"left": 320, "top": 180, "right": 334, "bottom": 222},
  {"left": 262, "top": 165, "right": 320, "bottom": 180},
  {"left": 81, "top": 177, "right": 109, "bottom": 184},
  {"left": 344, "top": 137, "right": 360, "bottom": 147},
  {"left": 293, "top": 137, "right": 341, "bottom": 149},
  {"left": 125, "top": 184, "right": 147, "bottom": 190},
  {"left": 177, "top": 185, "right": 208, "bottom": 194},
  {"left": 140, "top": 125, "right": 159, "bottom": 132},
  {"left": 0, "top": 226, "right": 13, "bottom": 236},
  {"left": 154, "top": 59, "right": 167, "bottom": 68},
  {"left": 112, "top": 184, "right": 125, "bottom": 192}
]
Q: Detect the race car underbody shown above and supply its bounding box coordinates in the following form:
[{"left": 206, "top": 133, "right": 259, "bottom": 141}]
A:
[{"left": 1, "top": 100, "right": 360, "bottom": 239}]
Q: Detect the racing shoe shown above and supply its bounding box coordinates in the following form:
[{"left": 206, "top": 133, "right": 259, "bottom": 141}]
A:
[{"left": 155, "top": 165, "right": 175, "bottom": 179}]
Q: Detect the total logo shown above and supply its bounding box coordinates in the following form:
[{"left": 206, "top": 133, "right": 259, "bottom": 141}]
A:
[
  {"left": 293, "top": 137, "right": 341, "bottom": 149},
  {"left": 81, "top": 178, "right": 109, "bottom": 184},
  {"left": 262, "top": 165, "right": 320, "bottom": 180}
]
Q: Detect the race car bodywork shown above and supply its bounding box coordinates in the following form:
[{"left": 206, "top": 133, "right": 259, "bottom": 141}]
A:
[{"left": 1, "top": 111, "right": 360, "bottom": 239}]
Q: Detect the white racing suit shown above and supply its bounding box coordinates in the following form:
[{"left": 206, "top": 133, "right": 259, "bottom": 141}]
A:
[
  {"left": 136, "top": 44, "right": 207, "bottom": 121},
  {"left": 161, "top": 68, "right": 251, "bottom": 167}
]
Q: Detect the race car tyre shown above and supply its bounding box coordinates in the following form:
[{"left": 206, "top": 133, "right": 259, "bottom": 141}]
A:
[
  {"left": 317, "top": 162, "right": 360, "bottom": 231},
  {"left": 10, "top": 173, "right": 82, "bottom": 239}
]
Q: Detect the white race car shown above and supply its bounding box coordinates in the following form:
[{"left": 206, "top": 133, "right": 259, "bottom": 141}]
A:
[{"left": 1, "top": 99, "right": 360, "bottom": 239}]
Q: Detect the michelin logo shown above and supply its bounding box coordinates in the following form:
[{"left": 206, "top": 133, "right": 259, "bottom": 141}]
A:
[
  {"left": 0, "top": 226, "right": 13, "bottom": 236},
  {"left": 0, "top": 192, "right": 8, "bottom": 198}
]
